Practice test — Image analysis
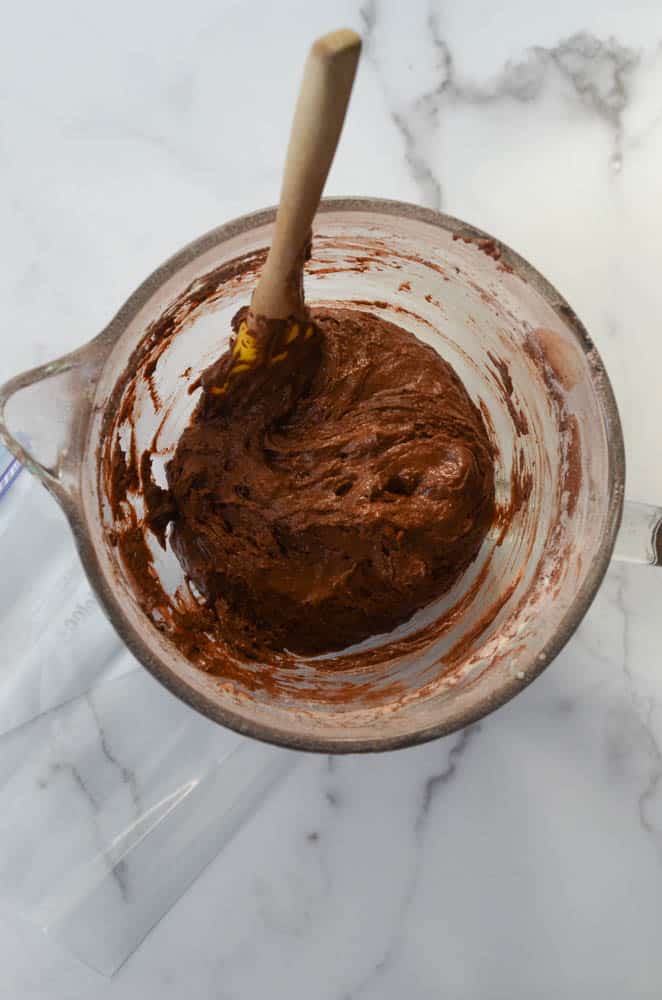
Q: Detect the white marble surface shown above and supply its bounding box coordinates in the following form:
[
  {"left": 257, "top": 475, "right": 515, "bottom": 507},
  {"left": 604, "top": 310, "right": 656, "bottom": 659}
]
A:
[{"left": 2, "top": 0, "right": 662, "bottom": 995}]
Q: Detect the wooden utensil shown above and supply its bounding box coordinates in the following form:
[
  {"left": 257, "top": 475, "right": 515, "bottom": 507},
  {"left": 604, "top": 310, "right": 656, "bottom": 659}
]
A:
[
  {"left": 210, "top": 29, "right": 361, "bottom": 398},
  {"left": 251, "top": 28, "right": 362, "bottom": 320}
]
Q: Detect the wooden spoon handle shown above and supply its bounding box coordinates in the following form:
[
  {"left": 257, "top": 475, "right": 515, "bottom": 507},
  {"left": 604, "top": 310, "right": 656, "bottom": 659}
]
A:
[{"left": 251, "top": 28, "right": 361, "bottom": 319}]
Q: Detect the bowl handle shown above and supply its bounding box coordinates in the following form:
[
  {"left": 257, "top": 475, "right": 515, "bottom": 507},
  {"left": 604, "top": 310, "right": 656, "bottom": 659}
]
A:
[
  {"left": 0, "top": 330, "right": 114, "bottom": 507},
  {"left": 613, "top": 501, "right": 662, "bottom": 566}
]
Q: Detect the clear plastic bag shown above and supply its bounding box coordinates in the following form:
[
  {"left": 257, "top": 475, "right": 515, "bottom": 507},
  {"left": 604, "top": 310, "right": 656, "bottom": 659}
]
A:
[{"left": 0, "top": 467, "right": 295, "bottom": 974}]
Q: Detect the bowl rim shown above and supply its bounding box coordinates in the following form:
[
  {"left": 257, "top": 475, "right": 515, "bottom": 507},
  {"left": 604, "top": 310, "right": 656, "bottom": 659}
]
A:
[{"left": 70, "top": 196, "right": 625, "bottom": 753}]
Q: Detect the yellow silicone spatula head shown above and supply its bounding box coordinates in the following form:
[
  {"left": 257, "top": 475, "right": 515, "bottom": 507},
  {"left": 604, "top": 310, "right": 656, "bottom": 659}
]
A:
[{"left": 214, "top": 29, "right": 361, "bottom": 397}]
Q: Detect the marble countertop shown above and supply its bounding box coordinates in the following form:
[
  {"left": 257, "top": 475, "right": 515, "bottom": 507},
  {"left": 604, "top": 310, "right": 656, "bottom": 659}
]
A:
[{"left": 2, "top": 0, "right": 662, "bottom": 996}]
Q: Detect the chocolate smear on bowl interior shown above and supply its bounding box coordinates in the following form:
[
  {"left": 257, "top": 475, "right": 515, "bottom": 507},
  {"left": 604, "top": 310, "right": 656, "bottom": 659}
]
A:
[{"left": 137, "top": 305, "right": 496, "bottom": 658}]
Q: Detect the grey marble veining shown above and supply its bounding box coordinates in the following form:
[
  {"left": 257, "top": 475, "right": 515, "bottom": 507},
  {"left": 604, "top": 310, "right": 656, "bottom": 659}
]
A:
[{"left": 1, "top": 0, "right": 662, "bottom": 996}]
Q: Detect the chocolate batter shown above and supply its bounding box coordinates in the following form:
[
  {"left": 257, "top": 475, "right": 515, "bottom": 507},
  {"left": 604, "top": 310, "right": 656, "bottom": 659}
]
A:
[{"left": 146, "top": 307, "right": 495, "bottom": 657}]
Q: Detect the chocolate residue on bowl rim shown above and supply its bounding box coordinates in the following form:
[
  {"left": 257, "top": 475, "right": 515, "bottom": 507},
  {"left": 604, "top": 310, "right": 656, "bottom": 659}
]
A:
[
  {"left": 523, "top": 327, "right": 582, "bottom": 519},
  {"left": 97, "top": 237, "right": 579, "bottom": 711},
  {"left": 487, "top": 351, "right": 530, "bottom": 437}
]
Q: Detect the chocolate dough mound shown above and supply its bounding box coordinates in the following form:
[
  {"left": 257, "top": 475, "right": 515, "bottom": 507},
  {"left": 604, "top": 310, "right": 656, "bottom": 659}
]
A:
[{"left": 151, "top": 308, "right": 495, "bottom": 656}]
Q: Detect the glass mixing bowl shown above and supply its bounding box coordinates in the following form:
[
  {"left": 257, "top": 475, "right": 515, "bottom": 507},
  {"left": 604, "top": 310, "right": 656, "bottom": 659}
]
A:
[{"left": 1, "top": 198, "right": 654, "bottom": 752}]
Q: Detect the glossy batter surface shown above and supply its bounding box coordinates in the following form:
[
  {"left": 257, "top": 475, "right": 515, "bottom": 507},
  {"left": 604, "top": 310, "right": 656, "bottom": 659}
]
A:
[{"left": 147, "top": 307, "right": 495, "bottom": 656}]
